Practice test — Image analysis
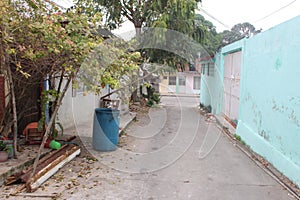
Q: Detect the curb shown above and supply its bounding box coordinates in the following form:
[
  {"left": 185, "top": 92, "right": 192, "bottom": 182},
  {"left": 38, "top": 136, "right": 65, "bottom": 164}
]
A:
[
  {"left": 160, "top": 93, "right": 199, "bottom": 98},
  {"left": 119, "top": 112, "right": 137, "bottom": 135},
  {"left": 212, "top": 112, "right": 300, "bottom": 199}
]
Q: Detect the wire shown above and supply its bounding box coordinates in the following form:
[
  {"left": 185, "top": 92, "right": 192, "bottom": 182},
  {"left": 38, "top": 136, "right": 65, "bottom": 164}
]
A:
[
  {"left": 254, "top": 0, "right": 297, "bottom": 23},
  {"left": 196, "top": 8, "right": 231, "bottom": 29}
]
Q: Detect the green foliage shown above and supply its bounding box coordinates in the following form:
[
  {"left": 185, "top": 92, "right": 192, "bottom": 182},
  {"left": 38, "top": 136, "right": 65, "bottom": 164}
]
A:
[
  {"left": 141, "top": 4, "right": 213, "bottom": 69},
  {"left": 77, "top": 0, "right": 214, "bottom": 71},
  {"left": 194, "top": 14, "right": 222, "bottom": 56},
  {"left": 145, "top": 84, "right": 160, "bottom": 106},
  {"left": 77, "top": 0, "right": 152, "bottom": 30},
  {"left": 146, "top": 99, "right": 154, "bottom": 107},
  {"left": 0, "top": 141, "right": 6, "bottom": 151},
  {"left": 221, "top": 22, "right": 261, "bottom": 46},
  {"left": 234, "top": 134, "right": 241, "bottom": 141},
  {"left": 0, "top": 140, "right": 11, "bottom": 154},
  {"left": 78, "top": 38, "right": 141, "bottom": 94},
  {"left": 1, "top": 0, "right": 140, "bottom": 137},
  {"left": 152, "top": 92, "right": 161, "bottom": 104},
  {"left": 38, "top": 90, "right": 59, "bottom": 131},
  {"left": 146, "top": 92, "right": 160, "bottom": 107},
  {"left": 234, "top": 134, "right": 246, "bottom": 145},
  {"left": 1, "top": 1, "right": 102, "bottom": 76}
]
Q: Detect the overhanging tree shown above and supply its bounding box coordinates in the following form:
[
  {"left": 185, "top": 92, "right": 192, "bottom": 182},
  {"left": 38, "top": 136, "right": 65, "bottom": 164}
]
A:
[
  {"left": 140, "top": 0, "right": 205, "bottom": 70},
  {"left": 0, "top": 0, "right": 140, "bottom": 187}
]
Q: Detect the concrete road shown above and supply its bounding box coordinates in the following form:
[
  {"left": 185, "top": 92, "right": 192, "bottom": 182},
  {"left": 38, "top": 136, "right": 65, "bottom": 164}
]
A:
[
  {"left": 58, "top": 95, "right": 294, "bottom": 200},
  {"left": 1, "top": 96, "right": 295, "bottom": 200}
]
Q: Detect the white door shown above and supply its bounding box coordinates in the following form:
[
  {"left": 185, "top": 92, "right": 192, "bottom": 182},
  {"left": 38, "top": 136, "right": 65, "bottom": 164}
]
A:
[
  {"left": 177, "top": 75, "right": 186, "bottom": 94},
  {"left": 223, "top": 51, "right": 242, "bottom": 124}
]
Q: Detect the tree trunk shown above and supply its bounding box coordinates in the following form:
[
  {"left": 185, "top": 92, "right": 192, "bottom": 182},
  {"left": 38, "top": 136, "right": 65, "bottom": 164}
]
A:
[
  {"left": 2, "top": 22, "right": 18, "bottom": 158},
  {"left": 6, "top": 61, "right": 18, "bottom": 158},
  {"left": 30, "top": 76, "right": 72, "bottom": 179},
  {"left": 131, "top": 23, "right": 143, "bottom": 102},
  {"left": 135, "top": 26, "right": 141, "bottom": 43}
]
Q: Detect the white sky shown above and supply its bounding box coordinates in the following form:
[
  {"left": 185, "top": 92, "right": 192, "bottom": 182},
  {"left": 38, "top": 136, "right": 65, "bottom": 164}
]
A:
[
  {"left": 199, "top": 0, "right": 300, "bottom": 32},
  {"left": 54, "top": 0, "right": 300, "bottom": 33}
]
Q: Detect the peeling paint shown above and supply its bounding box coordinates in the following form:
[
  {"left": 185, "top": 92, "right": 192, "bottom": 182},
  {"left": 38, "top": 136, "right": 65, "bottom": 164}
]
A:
[
  {"left": 272, "top": 99, "right": 300, "bottom": 129},
  {"left": 243, "top": 92, "right": 252, "bottom": 103},
  {"left": 289, "top": 96, "right": 300, "bottom": 105},
  {"left": 259, "top": 130, "right": 270, "bottom": 141},
  {"left": 213, "top": 15, "right": 300, "bottom": 187},
  {"left": 288, "top": 110, "right": 300, "bottom": 128}
]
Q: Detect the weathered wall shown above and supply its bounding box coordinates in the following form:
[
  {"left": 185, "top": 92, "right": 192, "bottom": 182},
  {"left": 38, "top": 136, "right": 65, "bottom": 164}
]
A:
[
  {"left": 200, "top": 53, "right": 224, "bottom": 114},
  {"left": 237, "top": 16, "right": 300, "bottom": 187},
  {"left": 185, "top": 72, "right": 200, "bottom": 95},
  {"left": 159, "top": 73, "right": 176, "bottom": 94},
  {"left": 159, "top": 72, "right": 200, "bottom": 95},
  {"left": 57, "top": 82, "right": 99, "bottom": 129},
  {"left": 200, "top": 15, "right": 300, "bottom": 187},
  {"left": 58, "top": 81, "right": 127, "bottom": 131}
]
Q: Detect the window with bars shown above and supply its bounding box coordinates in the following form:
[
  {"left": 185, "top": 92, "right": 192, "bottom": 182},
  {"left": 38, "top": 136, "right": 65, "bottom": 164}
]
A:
[
  {"left": 178, "top": 76, "right": 186, "bottom": 86},
  {"left": 201, "top": 63, "right": 214, "bottom": 76},
  {"left": 208, "top": 63, "right": 214, "bottom": 77},
  {"left": 201, "top": 64, "right": 206, "bottom": 75},
  {"left": 169, "top": 76, "right": 176, "bottom": 85},
  {"left": 193, "top": 76, "right": 201, "bottom": 90}
]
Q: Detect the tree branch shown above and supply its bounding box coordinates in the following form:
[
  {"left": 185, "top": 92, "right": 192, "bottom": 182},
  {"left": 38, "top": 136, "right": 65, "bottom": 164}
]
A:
[{"left": 29, "top": 72, "right": 74, "bottom": 181}]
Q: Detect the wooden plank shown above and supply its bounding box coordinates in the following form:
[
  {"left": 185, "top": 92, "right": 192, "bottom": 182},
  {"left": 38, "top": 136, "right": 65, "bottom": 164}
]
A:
[
  {"left": 5, "top": 144, "right": 71, "bottom": 185},
  {"left": 13, "top": 193, "right": 57, "bottom": 198},
  {"left": 21, "top": 144, "right": 72, "bottom": 182},
  {"left": 10, "top": 184, "right": 26, "bottom": 196},
  {"left": 26, "top": 146, "right": 80, "bottom": 192}
]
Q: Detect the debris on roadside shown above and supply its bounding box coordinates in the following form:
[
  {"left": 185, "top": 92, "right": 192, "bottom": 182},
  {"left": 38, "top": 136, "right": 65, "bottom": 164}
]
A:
[
  {"left": 204, "top": 113, "right": 217, "bottom": 123},
  {"left": 5, "top": 144, "right": 80, "bottom": 194}
]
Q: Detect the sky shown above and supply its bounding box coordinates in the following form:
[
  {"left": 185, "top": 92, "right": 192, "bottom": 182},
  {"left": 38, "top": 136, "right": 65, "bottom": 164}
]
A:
[
  {"left": 54, "top": 0, "right": 300, "bottom": 34},
  {"left": 199, "top": 0, "right": 300, "bottom": 32}
]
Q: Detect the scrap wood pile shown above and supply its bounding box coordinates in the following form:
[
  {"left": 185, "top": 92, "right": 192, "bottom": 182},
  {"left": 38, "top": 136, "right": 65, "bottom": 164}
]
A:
[{"left": 5, "top": 144, "right": 80, "bottom": 193}]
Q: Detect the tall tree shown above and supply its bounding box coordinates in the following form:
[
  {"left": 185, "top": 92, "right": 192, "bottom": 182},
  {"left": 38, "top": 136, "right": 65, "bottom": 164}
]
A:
[
  {"left": 221, "top": 22, "right": 261, "bottom": 46},
  {"left": 194, "top": 14, "right": 221, "bottom": 56},
  {"left": 81, "top": 0, "right": 201, "bottom": 40},
  {"left": 82, "top": 0, "right": 153, "bottom": 40},
  {"left": 81, "top": 0, "right": 203, "bottom": 100},
  {"left": 140, "top": 0, "right": 204, "bottom": 67}
]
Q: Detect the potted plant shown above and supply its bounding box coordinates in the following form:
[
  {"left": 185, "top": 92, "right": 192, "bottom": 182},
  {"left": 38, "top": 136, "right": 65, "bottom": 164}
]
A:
[{"left": 0, "top": 140, "right": 9, "bottom": 162}]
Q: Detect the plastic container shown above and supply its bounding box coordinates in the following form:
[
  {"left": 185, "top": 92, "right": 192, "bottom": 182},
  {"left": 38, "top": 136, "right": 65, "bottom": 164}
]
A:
[
  {"left": 0, "top": 151, "right": 8, "bottom": 162},
  {"left": 92, "top": 108, "right": 120, "bottom": 151},
  {"left": 49, "top": 140, "right": 61, "bottom": 150}
]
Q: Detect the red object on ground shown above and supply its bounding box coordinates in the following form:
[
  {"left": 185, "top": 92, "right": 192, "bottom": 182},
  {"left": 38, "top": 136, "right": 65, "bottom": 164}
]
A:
[
  {"left": 22, "top": 122, "right": 39, "bottom": 136},
  {"left": 44, "top": 139, "right": 51, "bottom": 148},
  {"left": 22, "top": 122, "right": 45, "bottom": 144},
  {"left": 0, "top": 136, "right": 9, "bottom": 140}
]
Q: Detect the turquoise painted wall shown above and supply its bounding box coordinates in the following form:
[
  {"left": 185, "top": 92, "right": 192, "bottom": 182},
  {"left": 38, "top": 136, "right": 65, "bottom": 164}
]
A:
[
  {"left": 200, "top": 15, "right": 300, "bottom": 187},
  {"left": 200, "top": 39, "right": 245, "bottom": 115},
  {"left": 236, "top": 16, "right": 300, "bottom": 187},
  {"left": 200, "top": 53, "right": 224, "bottom": 114}
]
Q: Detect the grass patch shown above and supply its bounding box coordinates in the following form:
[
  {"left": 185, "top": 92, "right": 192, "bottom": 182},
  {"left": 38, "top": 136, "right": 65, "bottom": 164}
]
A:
[{"left": 234, "top": 134, "right": 246, "bottom": 145}]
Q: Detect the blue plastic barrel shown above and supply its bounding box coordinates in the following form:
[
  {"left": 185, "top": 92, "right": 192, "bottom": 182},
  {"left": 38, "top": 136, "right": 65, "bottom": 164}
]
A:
[{"left": 92, "top": 108, "right": 120, "bottom": 151}]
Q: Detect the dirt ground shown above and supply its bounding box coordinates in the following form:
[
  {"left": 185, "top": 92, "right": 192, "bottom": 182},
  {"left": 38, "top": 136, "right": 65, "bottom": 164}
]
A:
[{"left": 0, "top": 103, "right": 151, "bottom": 199}]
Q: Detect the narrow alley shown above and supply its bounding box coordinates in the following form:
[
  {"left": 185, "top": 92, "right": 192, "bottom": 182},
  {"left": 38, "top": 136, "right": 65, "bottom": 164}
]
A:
[{"left": 61, "top": 96, "right": 294, "bottom": 199}]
